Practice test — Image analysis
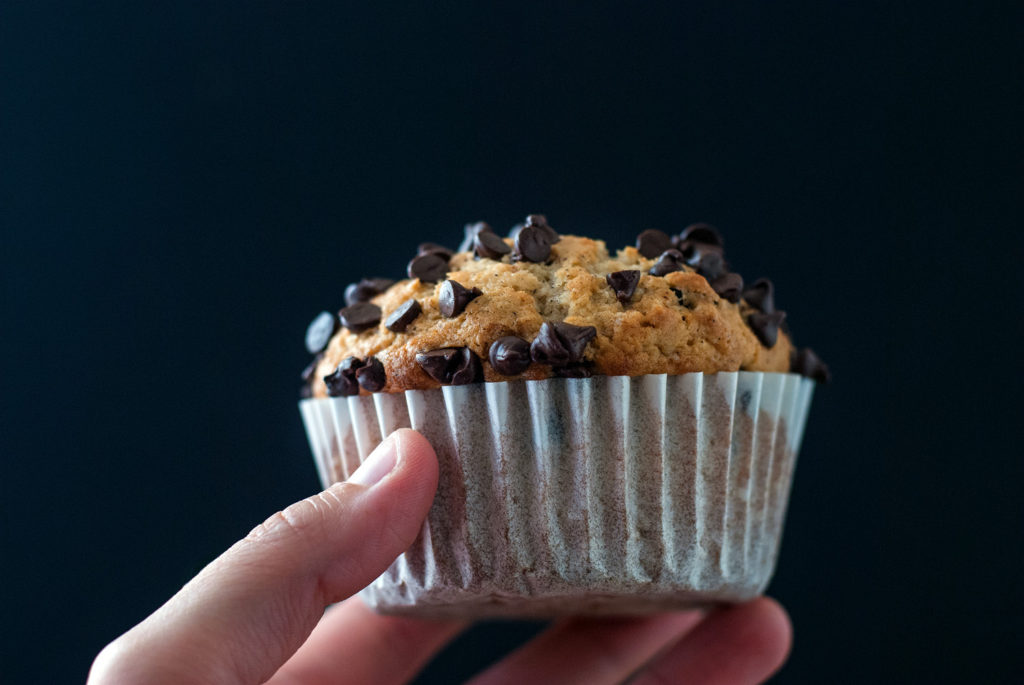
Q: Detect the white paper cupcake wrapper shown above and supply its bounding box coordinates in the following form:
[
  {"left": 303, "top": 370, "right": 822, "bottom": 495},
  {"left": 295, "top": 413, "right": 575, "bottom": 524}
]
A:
[{"left": 300, "top": 371, "right": 814, "bottom": 618}]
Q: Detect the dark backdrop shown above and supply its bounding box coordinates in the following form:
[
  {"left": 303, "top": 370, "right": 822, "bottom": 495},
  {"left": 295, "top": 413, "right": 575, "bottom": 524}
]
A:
[{"left": 2, "top": 2, "right": 1022, "bottom": 683}]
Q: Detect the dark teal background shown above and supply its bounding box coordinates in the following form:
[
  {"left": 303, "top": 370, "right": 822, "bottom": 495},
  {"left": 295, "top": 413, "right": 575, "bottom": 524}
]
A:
[{"left": 2, "top": 2, "right": 1022, "bottom": 683}]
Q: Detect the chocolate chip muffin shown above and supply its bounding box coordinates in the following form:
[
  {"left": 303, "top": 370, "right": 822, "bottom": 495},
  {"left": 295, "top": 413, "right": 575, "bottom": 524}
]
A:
[
  {"left": 299, "top": 215, "right": 827, "bottom": 618},
  {"left": 302, "top": 216, "right": 828, "bottom": 400}
]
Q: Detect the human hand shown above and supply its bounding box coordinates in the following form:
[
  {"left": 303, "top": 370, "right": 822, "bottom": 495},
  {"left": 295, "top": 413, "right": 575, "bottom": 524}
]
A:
[{"left": 89, "top": 429, "right": 792, "bottom": 685}]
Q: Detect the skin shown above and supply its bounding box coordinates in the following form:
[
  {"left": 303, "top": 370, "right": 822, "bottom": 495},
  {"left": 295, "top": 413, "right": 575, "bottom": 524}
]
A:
[{"left": 89, "top": 429, "right": 792, "bottom": 685}]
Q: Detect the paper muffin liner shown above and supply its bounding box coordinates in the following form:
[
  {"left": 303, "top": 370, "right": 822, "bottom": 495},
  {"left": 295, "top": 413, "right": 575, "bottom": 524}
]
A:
[{"left": 299, "top": 371, "right": 814, "bottom": 618}]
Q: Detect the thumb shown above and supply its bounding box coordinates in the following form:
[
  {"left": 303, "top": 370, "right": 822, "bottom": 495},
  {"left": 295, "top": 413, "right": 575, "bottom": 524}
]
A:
[{"left": 89, "top": 428, "right": 438, "bottom": 685}]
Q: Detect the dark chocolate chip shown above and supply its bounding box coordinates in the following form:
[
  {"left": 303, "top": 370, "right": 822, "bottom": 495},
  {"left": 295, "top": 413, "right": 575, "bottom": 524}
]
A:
[
  {"left": 514, "top": 225, "right": 552, "bottom": 263},
  {"left": 407, "top": 252, "right": 449, "bottom": 283},
  {"left": 415, "top": 350, "right": 452, "bottom": 382},
  {"left": 338, "top": 302, "right": 382, "bottom": 333},
  {"left": 458, "top": 221, "right": 491, "bottom": 252},
  {"left": 355, "top": 356, "right": 387, "bottom": 392},
  {"left": 742, "top": 278, "right": 775, "bottom": 313},
  {"left": 679, "top": 222, "right": 724, "bottom": 247},
  {"left": 553, "top": 364, "right": 594, "bottom": 378},
  {"left": 531, "top": 324, "right": 570, "bottom": 365},
  {"left": 438, "top": 279, "right": 482, "bottom": 318},
  {"left": 649, "top": 249, "right": 685, "bottom": 276},
  {"left": 711, "top": 272, "right": 743, "bottom": 303},
  {"left": 530, "top": 321, "right": 597, "bottom": 366},
  {"left": 524, "top": 214, "right": 560, "bottom": 243},
  {"left": 556, "top": 323, "right": 597, "bottom": 361},
  {"left": 695, "top": 252, "right": 725, "bottom": 281},
  {"left": 449, "top": 350, "right": 483, "bottom": 384},
  {"left": 474, "top": 228, "right": 512, "bottom": 260},
  {"left": 416, "top": 347, "right": 483, "bottom": 385},
  {"left": 344, "top": 278, "right": 395, "bottom": 306},
  {"left": 791, "top": 347, "right": 831, "bottom": 384},
  {"left": 301, "top": 353, "right": 323, "bottom": 383},
  {"left": 418, "top": 242, "right": 454, "bottom": 260},
  {"left": 339, "top": 356, "right": 363, "bottom": 373},
  {"left": 488, "top": 336, "right": 532, "bottom": 376},
  {"left": 606, "top": 270, "right": 641, "bottom": 304},
  {"left": 747, "top": 311, "right": 787, "bottom": 348},
  {"left": 305, "top": 311, "right": 339, "bottom": 354},
  {"left": 677, "top": 240, "right": 724, "bottom": 266},
  {"left": 324, "top": 356, "right": 365, "bottom": 397},
  {"left": 385, "top": 298, "right": 422, "bottom": 333},
  {"left": 635, "top": 229, "right": 674, "bottom": 258}
]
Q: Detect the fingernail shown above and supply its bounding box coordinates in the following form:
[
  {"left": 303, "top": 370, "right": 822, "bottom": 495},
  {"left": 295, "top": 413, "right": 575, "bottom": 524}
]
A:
[{"left": 348, "top": 433, "right": 399, "bottom": 487}]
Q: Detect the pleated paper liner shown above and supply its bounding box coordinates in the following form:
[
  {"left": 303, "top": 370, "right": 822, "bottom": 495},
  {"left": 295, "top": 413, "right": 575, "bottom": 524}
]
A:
[{"left": 300, "top": 371, "right": 814, "bottom": 618}]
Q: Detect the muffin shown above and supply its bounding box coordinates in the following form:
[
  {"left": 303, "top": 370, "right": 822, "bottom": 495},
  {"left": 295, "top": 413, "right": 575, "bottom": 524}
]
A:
[{"left": 299, "top": 215, "right": 828, "bottom": 617}]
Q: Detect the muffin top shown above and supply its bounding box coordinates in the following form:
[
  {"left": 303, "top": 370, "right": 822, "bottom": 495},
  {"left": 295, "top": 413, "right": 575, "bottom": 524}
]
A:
[{"left": 302, "top": 216, "right": 829, "bottom": 398}]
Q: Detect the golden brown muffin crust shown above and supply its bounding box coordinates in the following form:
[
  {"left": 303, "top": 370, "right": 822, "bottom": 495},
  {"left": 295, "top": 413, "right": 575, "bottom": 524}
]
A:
[{"left": 310, "top": 233, "right": 793, "bottom": 397}]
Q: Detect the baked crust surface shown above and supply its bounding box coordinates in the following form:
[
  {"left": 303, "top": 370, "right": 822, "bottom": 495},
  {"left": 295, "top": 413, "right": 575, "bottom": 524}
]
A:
[{"left": 312, "top": 234, "right": 792, "bottom": 397}]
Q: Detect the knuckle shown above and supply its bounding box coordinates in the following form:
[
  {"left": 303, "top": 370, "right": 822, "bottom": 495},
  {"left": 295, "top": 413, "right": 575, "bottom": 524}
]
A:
[{"left": 245, "top": 485, "right": 354, "bottom": 545}]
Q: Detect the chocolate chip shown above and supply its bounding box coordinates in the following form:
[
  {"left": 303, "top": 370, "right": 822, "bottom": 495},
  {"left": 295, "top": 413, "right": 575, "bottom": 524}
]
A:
[
  {"left": 355, "top": 356, "right": 387, "bottom": 392},
  {"left": 530, "top": 321, "right": 597, "bottom": 366},
  {"left": 524, "top": 214, "right": 560, "bottom": 243},
  {"left": 458, "top": 221, "right": 491, "bottom": 252},
  {"left": 743, "top": 278, "right": 775, "bottom": 313},
  {"left": 416, "top": 347, "right": 483, "bottom": 385},
  {"left": 531, "top": 324, "right": 570, "bottom": 365},
  {"left": 301, "top": 353, "right": 323, "bottom": 383},
  {"left": 636, "top": 229, "right": 673, "bottom": 258},
  {"left": 791, "top": 347, "right": 831, "bottom": 384},
  {"left": 338, "top": 302, "right": 382, "bottom": 333},
  {"left": 474, "top": 228, "right": 512, "bottom": 260},
  {"left": 340, "top": 356, "right": 364, "bottom": 373},
  {"left": 305, "top": 311, "right": 338, "bottom": 354},
  {"left": 553, "top": 364, "right": 593, "bottom": 378},
  {"left": 418, "top": 242, "right": 454, "bottom": 260},
  {"left": 407, "top": 252, "right": 449, "bottom": 283},
  {"left": 747, "top": 311, "right": 787, "bottom": 348},
  {"left": 385, "top": 298, "right": 422, "bottom": 333},
  {"left": 677, "top": 240, "right": 724, "bottom": 266},
  {"left": 323, "top": 368, "right": 356, "bottom": 397},
  {"left": 710, "top": 272, "right": 743, "bottom": 303},
  {"left": 324, "top": 356, "right": 365, "bottom": 397},
  {"left": 679, "top": 222, "right": 724, "bottom": 247},
  {"left": 488, "top": 336, "right": 532, "bottom": 376},
  {"left": 695, "top": 252, "right": 725, "bottom": 281},
  {"left": 344, "top": 278, "right": 395, "bottom": 306},
  {"left": 514, "top": 225, "right": 552, "bottom": 263},
  {"left": 438, "top": 279, "right": 482, "bottom": 318},
  {"left": 606, "top": 270, "right": 641, "bottom": 304},
  {"left": 416, "top": 350, "right": 450, "bottom": 383},
  {"left": 649, "top": 249, "right": 685, "bottom": 276}
]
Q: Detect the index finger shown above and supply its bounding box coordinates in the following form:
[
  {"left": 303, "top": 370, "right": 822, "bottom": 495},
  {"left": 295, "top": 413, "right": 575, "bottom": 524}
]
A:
[{"left": 89, "top": 429, "right": 440, "bottom": 685}]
